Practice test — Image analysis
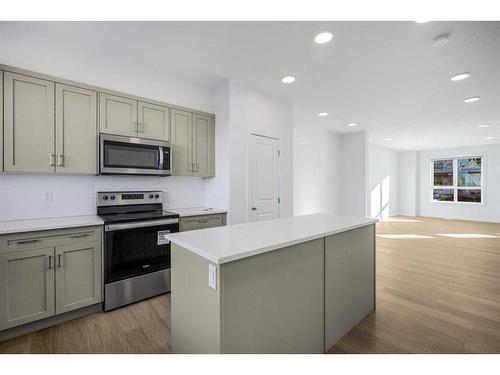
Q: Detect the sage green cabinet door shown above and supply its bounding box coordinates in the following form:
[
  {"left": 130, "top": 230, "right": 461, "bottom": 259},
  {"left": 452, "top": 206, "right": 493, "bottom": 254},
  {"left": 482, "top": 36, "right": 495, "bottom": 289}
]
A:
[
  {"left": 55, "top": 84, "right": 98, "bottom": 174},
  {"left": 138, "top": 101, "right": 170, "bottom": 141},
  {"left": 170, "top": 109, "right": 193, "bottom": 176},
  {"left": 55, "top": 242, "right": 102, "bottom": 314},
  {"left": 99, "top": 93, "right": 138, "bottom": 137},
  {"left": 0, "top": 247, "right": 55, "bottom": 330},
  {"left": 192, "top": 114, "right": 214, "bottom": 177},
  {"left": 3, "top": 72, "right": 55, "bottom": 173}
]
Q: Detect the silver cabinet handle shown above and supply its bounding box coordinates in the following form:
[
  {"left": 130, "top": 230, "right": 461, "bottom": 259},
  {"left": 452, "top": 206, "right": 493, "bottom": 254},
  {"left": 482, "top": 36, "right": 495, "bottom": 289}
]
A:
[
  {"left": 58, "top": 254, "right": 62, "bottom": 268},
  {"left": 48, "top": 255, "right": 53, "bottom": 270},
  {"left": 49, "top": 154, "right": 55, "bottom": 166},
  {"left": 17, "top": 239, "right": 40, "bottom": 245},
  {"left": 70, "top": 233, "right": 91, "bottom": 238},
  {"left": 57, "top": 154, "right": 64, "bottom": 167},
  {"left": 195, "top": 163, "right": 198, "bottom": 172}
]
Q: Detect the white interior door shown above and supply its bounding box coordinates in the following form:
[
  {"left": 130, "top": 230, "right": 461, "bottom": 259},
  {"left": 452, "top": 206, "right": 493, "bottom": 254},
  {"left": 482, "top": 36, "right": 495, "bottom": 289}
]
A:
[{"left": 248, "top": 134, "right": 280, "bottom": 222}]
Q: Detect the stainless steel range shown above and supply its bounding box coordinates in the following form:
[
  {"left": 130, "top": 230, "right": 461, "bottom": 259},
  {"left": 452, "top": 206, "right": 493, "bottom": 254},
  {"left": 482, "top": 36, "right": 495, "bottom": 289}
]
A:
[{"left": 97, "top": 191, "right": 179, "bottom": 311}]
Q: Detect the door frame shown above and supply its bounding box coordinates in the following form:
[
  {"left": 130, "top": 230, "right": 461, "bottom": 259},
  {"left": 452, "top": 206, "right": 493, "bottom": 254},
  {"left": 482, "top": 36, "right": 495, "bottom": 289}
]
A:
[{"left": 246, "top": 133, "right": 281, "bottom": 222}]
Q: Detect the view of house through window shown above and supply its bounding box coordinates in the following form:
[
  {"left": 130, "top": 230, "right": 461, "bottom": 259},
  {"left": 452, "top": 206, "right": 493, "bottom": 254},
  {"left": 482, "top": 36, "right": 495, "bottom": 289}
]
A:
[{"left": 432, "top": 157, "right": 483, "bottom": 203}]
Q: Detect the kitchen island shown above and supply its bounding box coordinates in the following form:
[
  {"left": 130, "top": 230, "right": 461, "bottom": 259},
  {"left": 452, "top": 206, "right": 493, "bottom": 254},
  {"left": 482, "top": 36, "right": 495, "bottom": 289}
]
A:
[{"left": 166, "top": 213, "right": 376, "bottom": 353}]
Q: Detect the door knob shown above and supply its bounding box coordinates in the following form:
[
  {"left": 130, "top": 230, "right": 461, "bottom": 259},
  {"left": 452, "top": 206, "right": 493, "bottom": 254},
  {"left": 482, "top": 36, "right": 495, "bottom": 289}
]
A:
[{"left": 252, "top": 207, "right": 257, "bottom": 211}]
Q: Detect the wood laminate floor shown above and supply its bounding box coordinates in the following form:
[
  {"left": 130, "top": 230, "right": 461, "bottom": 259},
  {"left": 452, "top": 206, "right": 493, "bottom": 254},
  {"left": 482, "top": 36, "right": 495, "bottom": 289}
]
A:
[{"left": 1, "top": 216, "right": 499, "bottom": 354}]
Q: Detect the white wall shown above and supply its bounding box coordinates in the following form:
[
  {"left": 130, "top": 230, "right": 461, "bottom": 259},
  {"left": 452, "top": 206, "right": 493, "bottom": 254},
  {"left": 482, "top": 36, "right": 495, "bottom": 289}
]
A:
[
  {"left": 0, "top": 174, "right": 205, "bottom": 220},
  {"left": 368, "top": 144, "right": 399, "bottom": 219},
  {"left": 293, "top": 105, "right": 341, "bottom": 215},
  {"left": 398, "top": 151, "right": 418, "bottom": 216},
  {"left": 228, "top": 82, "right": 293, "bottom": 224},
  {"left": 416, "top": 144, "right": 500, "bottom": 223},
  {"left": 338, "top": 132, "right": 368, "bottom": 218},
  {"left": 0, "top": 24, "right": 214, "bottom": 220},
  {"left": 205, "top": 81, "right": 231, "bottom": 210}
]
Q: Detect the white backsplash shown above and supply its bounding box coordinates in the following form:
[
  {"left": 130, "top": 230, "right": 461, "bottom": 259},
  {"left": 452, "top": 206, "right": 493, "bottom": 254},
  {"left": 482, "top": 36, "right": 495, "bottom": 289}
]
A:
[{"left": 0, "top": 174, "right": 206, "bottom": 220}]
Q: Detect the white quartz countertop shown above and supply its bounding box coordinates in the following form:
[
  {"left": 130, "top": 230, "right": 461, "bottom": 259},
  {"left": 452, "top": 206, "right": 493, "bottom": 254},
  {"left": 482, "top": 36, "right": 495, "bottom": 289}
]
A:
[
  {"left": 0, "top": 215, "right": 104, "bottom": 235},
  {"left": 166, "top": 213, "right": 376, "bottom": 264},
  {"left": 165, "top": 207, "right": 227, "bottom": 217}
]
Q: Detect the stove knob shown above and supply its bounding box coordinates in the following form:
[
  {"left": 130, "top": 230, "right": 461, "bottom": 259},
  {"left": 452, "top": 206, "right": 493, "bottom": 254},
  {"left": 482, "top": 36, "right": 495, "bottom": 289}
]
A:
[
  {"left": 102, "top": 195, "right": 108, "bottom": 201},
  {"left": 110, "top": 195, "right": 116, "bottom": 201},
  {"left": 149, "top": 194, "right": 154, "bottom": 199},
  {"left": 154, "top": 194, "right": 160, "bottom": 199}
]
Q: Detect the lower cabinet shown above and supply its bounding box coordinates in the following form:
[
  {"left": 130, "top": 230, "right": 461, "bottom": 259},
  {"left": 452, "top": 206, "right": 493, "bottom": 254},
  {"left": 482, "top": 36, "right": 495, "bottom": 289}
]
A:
[
  {"left": 0, "top": 226, "right": 102, "bottom": 331},
  {"left": 179, "top": 213, "right": 227, "bottom": 232},
  {"left": 0, "top": 247, "right": 55, "bottom": 329}
]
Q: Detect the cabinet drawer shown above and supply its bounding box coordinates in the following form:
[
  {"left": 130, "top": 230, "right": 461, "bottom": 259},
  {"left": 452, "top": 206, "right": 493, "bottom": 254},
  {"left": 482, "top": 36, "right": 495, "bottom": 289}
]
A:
[
  {"left": 179, "top": 214, "right": 225, "bottom": 232},
  {"left": 0, "top": 226, "right": 101, "bottom": 254}
]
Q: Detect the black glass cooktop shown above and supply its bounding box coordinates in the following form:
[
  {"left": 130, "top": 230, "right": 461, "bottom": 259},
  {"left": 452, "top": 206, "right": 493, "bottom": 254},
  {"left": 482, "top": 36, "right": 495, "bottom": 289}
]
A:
[{"left": 98, "top": 210, "right": 179, "bottom": 224}]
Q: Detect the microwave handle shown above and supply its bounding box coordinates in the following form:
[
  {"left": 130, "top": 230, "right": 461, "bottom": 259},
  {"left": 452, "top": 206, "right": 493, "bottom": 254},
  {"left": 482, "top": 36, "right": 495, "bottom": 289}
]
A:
[{"left": 159, "top": 147, "right": 164, "bottom": 169}]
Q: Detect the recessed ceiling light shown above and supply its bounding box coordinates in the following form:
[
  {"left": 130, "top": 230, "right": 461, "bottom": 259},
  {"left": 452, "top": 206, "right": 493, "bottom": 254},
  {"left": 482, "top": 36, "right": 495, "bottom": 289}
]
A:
[
  {"left": 318, "top": 112, "right": 328, "bottom": 117},
  {"left": 384, "top": 137, "right": 393, "bottom": 141},
  {"left": 314, "top": 31, "right": 333, "bottom": 44},
  {"left": 281, "top": 76, "right": 295, "bottom": 84},
  {"left": 464, "top": 96, "right": 480, "bottom": 103},
  {"left": 485, "top": 136, "right": 495, "bottom": 140},
  {"left": 416, "top": 21, "right": 430, "bottom": 24},
  {"left": 478, "top": 124, "right": 491, "bottom": 128},
  {"left": 348, "top": 123, "right": 357, "bottom": 127},
  {"left": 451, "top": 72, "right": 470, "bottom": 81},
  {"left": 433, "top": 33, "right": 450, "bottom": 47}
]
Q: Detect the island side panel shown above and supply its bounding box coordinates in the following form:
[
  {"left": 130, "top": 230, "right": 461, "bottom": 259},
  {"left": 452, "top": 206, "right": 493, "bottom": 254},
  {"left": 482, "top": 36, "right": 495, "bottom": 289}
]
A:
[
  {"left": 324, "top": 224, "right": 375, "bottom": 350},
  {"left": 171, "top": 244, "right": 221, "bottom": 353},
  {"left": 219, "top": 238, "right": 325, "bottom": 353}
]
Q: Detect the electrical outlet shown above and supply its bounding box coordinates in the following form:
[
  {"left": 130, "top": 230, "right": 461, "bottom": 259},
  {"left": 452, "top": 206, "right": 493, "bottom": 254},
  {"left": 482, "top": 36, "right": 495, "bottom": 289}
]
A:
[
  {"left": 208, "top": 264, "right": 217, "bottom": 290},
  {"left": 43, "top": 192, "right": 53, "bottom": 202}
]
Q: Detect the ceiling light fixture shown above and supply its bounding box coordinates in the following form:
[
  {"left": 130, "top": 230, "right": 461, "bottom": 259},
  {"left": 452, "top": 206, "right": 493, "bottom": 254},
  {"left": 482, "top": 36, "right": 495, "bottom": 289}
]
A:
[
  {"left": 415, "top": 20, "right": 430, "bottom": 24},
  {"left": 281, "top": 76, "right": 295, "bottom": 84},
  {"left": 384, "top": 137, "right": 393, "bottom": 141},
  {"left": 314, "top": 31, "right": 333, "bottom": 44},
  {"left": 348, "top": 123, "right": 357, "bottom": 127},
  {"left": 318, "top": 112, "right": 328, "bottom": 117},
  {"left": 433, "top": 33, "right": 450, "bottom": 47},
  {"left": 485, "top": 136, "right": 495, "bottom": 140},
  {"left": 464, "top": 96, "right": 480, "bottom": 103},
  {"left": 451, "top": 72, "right": 470, "bottom": 81},
  {"left": 478, "top": 124, "right": 491, "bottom": 128}
]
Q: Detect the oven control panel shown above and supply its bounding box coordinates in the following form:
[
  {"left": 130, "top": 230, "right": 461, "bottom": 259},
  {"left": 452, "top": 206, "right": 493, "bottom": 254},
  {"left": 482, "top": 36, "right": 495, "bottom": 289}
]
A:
[{"left": 97, "top": 191, "right": 163, "bottom": 206}]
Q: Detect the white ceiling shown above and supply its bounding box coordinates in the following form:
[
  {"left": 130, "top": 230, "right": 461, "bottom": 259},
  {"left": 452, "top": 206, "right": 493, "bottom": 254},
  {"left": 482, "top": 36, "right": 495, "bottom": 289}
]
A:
[{"left": 1, "top": 21, "right": 499, "bottom": 150}]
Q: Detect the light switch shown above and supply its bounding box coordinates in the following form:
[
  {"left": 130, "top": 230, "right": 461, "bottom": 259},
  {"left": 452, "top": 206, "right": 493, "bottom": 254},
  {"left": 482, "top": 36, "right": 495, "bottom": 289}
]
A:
[{"left": 208, "top": 264, "right": 217, "bottom": 290}]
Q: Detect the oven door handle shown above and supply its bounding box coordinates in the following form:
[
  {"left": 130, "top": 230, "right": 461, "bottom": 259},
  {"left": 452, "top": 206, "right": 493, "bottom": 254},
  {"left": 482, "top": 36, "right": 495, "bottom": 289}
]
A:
[{"left": 105, "top": 218, "right": 179, "bottom": 232}]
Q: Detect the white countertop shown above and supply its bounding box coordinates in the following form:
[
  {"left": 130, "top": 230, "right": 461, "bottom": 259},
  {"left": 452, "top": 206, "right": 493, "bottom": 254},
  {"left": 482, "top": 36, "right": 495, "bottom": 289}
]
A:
[
  {"left": 167, "top": 213, "right": 376, "bottom": 264},
  {"left": 165, "top": 207, "right": 227, "bottom": 217},
  {"left": 0, "top": 215, "right": 104, "bottom": 235}
]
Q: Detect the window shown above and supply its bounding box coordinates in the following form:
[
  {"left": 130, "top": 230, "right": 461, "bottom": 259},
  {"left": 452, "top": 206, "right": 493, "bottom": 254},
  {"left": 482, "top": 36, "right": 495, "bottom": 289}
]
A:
[{"left": 431, "top": 157, "right": 483, "bottom": 204}]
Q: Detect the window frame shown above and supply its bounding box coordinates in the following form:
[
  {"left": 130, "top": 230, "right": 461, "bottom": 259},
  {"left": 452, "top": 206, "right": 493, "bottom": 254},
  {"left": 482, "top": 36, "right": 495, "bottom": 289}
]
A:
[{"left": 430, "top": 155, "right": 485, "bottom": 205}]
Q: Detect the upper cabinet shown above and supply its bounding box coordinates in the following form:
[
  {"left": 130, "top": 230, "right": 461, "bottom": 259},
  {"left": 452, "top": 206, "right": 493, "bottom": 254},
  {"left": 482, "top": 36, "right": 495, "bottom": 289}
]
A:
[
  {"left": 138, "top": 101, "right": 170, "bottom": 141},
  {"left": 1, "top": 65, "right": 215, "bottom": 177},
  {"left": 192, "top": 114, "right": 214, "bottom": 177},
  {"left": 3, "top": 72, "right": 55, "bottom": 173},
  {"left": 2, "top": 72, "right": 98, "bottom": 174},
  {"left": 170, "top": 110, "right": 214, "bottom": 177},
  {"left": 171, "top": 109, "right": 193, "bottom": 176},
  {"left": 56, "top": 84, "right": 97, "bottom": 174},
  {"left": 99, "top": 93, "right": 138, "bottom": 137},
  {"left": 100, "top": 94, "right": 171, "bottom": 142}
]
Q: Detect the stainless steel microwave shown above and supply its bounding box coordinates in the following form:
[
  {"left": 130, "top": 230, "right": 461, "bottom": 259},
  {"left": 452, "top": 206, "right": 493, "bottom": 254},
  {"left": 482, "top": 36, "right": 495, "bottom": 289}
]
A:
[{"left": 99, "top": 134, "right": 172, "bottom": 176}]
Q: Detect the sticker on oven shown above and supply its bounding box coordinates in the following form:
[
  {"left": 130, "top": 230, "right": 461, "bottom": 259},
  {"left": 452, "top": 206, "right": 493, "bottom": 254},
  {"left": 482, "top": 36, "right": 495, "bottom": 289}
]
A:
[{"left": 158, "top": 230, "right": 171, "bottom": 245}]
